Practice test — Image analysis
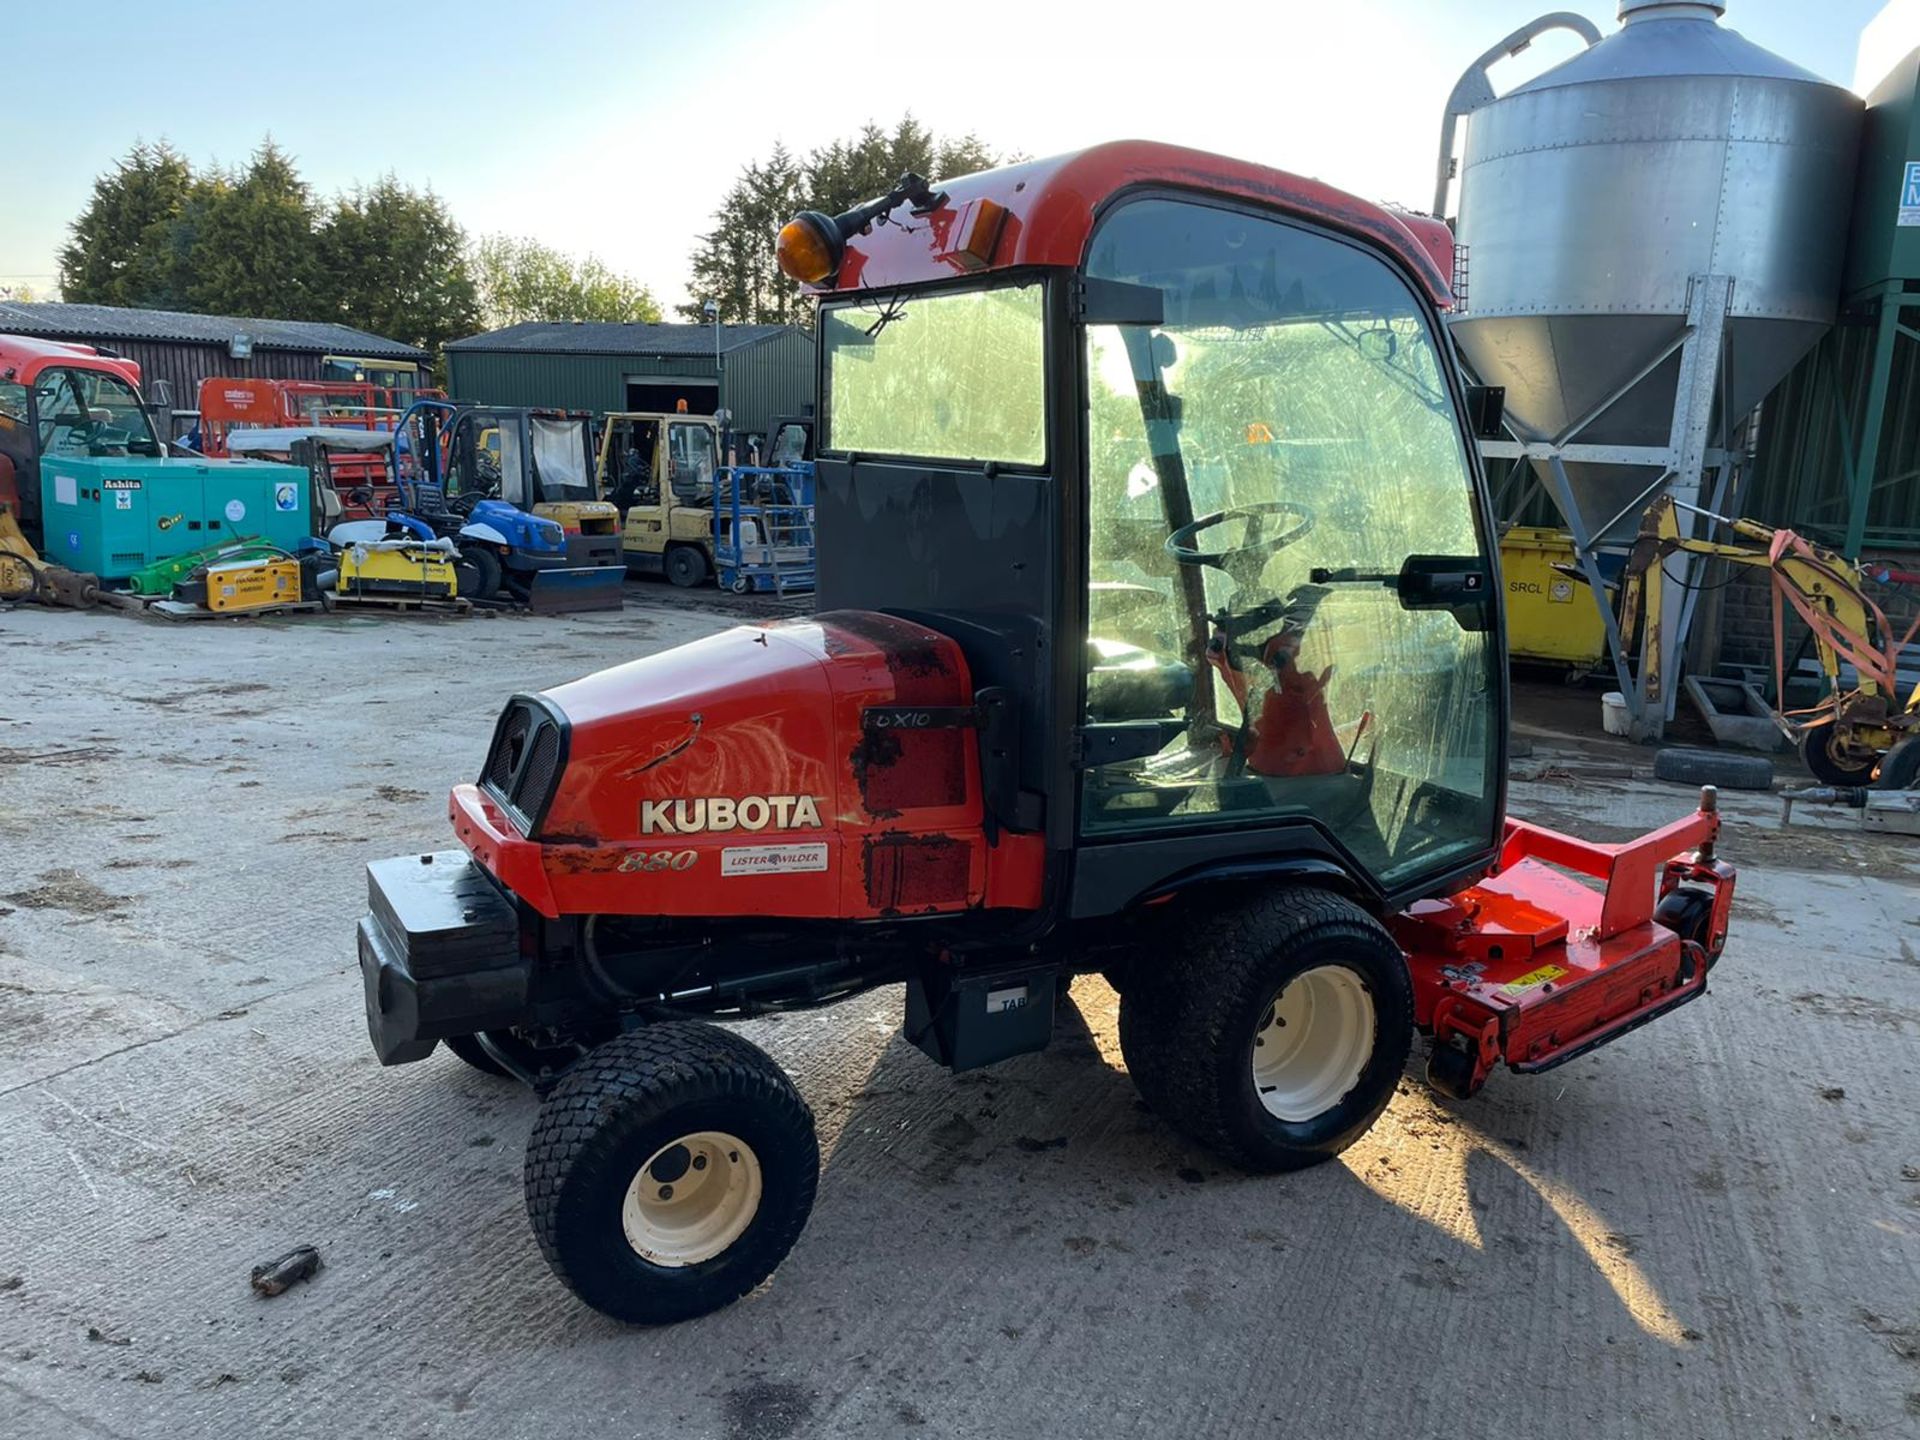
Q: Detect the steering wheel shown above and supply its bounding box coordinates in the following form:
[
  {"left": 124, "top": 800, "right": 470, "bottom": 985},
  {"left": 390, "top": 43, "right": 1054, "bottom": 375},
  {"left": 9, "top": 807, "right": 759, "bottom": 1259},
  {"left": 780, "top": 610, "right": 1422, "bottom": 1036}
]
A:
[{"left": 1165, "top": 501, "right": 1316, "bottom": 568}]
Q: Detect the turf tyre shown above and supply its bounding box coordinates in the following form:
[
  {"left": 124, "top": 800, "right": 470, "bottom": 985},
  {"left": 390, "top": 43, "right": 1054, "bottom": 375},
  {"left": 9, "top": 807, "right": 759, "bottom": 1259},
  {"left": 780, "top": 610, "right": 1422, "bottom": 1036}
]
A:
[
  {"left": 1117, "top": 887, "right": 1412, "bottom": 1173},
  {"left": 458, "top": 545, "right": 502, "bottom": 600},
  {"left": 524, "top": 1022, "right": 817, "bottom": 1325}
]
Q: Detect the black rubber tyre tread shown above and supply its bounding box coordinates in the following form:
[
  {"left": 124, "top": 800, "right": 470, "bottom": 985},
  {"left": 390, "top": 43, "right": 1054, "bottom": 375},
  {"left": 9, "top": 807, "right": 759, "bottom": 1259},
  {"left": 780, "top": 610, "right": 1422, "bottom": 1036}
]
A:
[
  {"left": 1797, "top": 729, "right": 1876, "bottom": 787},
  {"left": 1653, "top": 746, "right": 1775, "bottom": 792},
  {"left": 442, "top": 1030, "right": 589, "bottom": 1080},
  {"left": 665, "top": 545, "right": 708, "bottom": 588},
  {"left": 524, "top": 1022, "right": 817, "bottom": 1325},
  {"left": 1653, "top": 888, "right": 1716, "bottom": 951},
  {"left": 458, "top": 545, "right": 502, "bottom": 600},
  {"left": 1653, "top": 887, "right": 1721, "bottom": 974},
  {"left": 1117, "top": 886, "right": 1413, "bottom": 1174},
  {"left": 1874, "top": 736, "right": 1920, "bottom": 792},
  {"left": 442, "top": 1032, "right": 510, "bottom": 1076}
]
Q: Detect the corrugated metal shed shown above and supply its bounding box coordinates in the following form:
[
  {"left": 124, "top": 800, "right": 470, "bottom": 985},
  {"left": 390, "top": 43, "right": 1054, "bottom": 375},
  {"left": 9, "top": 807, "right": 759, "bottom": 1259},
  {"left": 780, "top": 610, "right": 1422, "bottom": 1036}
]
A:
[
  {"left": 445, "top": 323, "right": 815, "bottom": 439},
  {"left": 0, "top": 301, "right": 426, "bottom": 411}
]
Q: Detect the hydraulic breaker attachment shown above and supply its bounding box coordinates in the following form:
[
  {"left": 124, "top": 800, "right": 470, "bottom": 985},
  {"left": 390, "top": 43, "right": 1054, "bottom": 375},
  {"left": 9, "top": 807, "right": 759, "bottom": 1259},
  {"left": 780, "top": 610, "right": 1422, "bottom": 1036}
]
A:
[
  {"left": 0, "top": 512, "right": 100, "bottom": 608},
  {"left": 1391, "top": 787, "right": 1736, "bottom": 1099}
]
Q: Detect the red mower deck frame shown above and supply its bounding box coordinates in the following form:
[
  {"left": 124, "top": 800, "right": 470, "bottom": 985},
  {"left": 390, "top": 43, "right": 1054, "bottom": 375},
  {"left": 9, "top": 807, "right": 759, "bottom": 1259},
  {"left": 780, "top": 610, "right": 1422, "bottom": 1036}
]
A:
[{"left": 1393, "top": 792, "right": 1735, "bottom": 1095}]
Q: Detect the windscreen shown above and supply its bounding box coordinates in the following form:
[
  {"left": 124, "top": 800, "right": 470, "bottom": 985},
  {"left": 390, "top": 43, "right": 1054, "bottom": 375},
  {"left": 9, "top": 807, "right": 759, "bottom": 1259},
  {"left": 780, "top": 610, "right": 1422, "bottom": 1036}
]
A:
[
  {"left": 33, "top": 367, "right": 160, "bottom": 458},
  {"left": 821, "top": 281, "right": 1046, "bottom": 465},
  {"left": 532, "top": 417, "right": 593, "bottom": 501},
  {"left": 667, "top": 423, "right": 716, "bottom": 498},
  {"left": 1077, "top": 196, "right": 1498, "bottom": 886}
]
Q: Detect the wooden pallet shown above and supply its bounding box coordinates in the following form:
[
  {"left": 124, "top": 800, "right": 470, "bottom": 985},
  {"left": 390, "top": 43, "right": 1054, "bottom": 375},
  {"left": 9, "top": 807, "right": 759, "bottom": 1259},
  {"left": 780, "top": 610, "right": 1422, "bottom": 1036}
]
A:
[
  {"left": 325, "top": 592, "right": 472, "bottom": 616},
  {"left": 147, "top": 599, "right": 326, "bottom": 622}
]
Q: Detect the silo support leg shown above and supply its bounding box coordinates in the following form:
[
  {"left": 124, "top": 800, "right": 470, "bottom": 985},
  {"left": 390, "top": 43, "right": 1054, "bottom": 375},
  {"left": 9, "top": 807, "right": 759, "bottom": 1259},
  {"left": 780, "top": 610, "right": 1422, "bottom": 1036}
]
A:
[
  {"left": 1640, "top": 277, "right": 1734, "bottom": 734},
  {"left": 1542, "top": 454, "right": 1639, "bottom": 714}
]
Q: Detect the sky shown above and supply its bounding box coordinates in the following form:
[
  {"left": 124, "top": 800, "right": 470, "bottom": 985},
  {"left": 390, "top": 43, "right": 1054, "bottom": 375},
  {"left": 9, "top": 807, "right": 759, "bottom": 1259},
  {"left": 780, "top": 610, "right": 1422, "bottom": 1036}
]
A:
[{"left": 0, "top": 0, "right": 1898, "bottom": 319}]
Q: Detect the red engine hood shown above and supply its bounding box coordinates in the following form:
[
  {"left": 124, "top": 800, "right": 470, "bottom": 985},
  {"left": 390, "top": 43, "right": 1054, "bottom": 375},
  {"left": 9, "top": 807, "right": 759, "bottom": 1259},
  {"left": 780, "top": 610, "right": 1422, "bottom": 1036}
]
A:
[
  {"left": 452, "top": 610, "right": 1048, "bottom": 920},
  {"left": 540, "top": 609, "right": 973, "bottom": 843}
]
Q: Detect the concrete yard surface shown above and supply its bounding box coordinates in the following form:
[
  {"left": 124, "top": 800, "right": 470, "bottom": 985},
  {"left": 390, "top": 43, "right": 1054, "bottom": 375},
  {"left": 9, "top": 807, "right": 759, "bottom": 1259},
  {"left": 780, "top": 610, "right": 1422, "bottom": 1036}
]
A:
[{"left": 1, "top": 598, "right": 1917, "bottom": 1440}]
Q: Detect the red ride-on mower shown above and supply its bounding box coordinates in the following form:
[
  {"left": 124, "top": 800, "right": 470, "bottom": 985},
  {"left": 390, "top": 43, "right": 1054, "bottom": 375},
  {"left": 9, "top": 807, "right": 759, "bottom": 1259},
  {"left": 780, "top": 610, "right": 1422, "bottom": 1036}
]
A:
[{"left": 356, "top": 143, "right": 1737, "bottom": 1325}]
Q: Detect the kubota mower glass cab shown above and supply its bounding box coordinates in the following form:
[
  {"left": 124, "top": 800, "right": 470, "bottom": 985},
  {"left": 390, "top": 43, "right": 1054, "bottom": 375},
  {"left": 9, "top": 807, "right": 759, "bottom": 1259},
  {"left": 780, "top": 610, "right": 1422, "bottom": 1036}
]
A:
[{"left": 356, "top": 143, "right": 1735, "bottom": 1327}]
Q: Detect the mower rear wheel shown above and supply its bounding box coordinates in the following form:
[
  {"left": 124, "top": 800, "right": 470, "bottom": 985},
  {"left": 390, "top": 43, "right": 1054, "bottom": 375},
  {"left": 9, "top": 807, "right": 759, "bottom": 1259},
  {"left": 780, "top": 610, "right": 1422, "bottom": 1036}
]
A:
[
  {"left": 459, "top": 545, "right": 502, "bottom": 600},
  {"left": 524, "top": 1022, "right": 817, "bottom": 1325},
  {"left": 665, "top": 545, "right": 708, "bottom": 588},
  {"left": 1118, "top": 887, "right": 1412, "bottom": 1172}
]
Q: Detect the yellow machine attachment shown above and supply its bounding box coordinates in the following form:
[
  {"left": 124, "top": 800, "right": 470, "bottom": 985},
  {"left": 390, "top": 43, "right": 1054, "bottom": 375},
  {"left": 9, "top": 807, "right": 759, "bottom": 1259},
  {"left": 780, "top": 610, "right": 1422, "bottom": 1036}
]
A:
[
  {"left": 1623, "top": 496, "right": 1920, "bottom": 783},
  {"left": 336, "top": 537, "right": 459, "bottom": 603},
  {"left": 203, "top": 557, "right": 302, "bottom": 614},
  {"left": 0, "top": 509, "right": 100, "bottom": 608}
]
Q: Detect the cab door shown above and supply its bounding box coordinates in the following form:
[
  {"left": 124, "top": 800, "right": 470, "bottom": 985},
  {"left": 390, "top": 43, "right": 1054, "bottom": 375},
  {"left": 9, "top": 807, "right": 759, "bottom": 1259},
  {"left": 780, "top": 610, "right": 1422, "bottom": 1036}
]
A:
[{"left": 1072, "top": 195, "right": 1503, "bottom": 902}]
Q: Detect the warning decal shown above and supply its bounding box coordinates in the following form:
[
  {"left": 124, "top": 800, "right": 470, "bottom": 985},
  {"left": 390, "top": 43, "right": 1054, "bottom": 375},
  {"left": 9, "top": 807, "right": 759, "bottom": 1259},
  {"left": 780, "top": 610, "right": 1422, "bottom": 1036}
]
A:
[{"left": 1497, "top": 964, "right": 1568, "bottom": 998}]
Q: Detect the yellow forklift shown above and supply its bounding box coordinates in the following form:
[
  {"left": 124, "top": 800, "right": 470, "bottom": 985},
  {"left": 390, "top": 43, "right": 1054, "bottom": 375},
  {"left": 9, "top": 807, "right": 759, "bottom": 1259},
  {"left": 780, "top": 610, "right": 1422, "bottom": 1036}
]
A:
[{"left": 596, "top": 410, "right": 722, "bottom": 586}]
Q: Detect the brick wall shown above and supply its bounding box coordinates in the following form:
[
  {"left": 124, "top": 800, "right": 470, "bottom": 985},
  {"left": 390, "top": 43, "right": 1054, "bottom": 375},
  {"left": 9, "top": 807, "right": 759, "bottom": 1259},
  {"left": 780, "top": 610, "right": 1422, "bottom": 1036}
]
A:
[{"left": 1715, "top": 551, "right": 1920, "bottom": 685}]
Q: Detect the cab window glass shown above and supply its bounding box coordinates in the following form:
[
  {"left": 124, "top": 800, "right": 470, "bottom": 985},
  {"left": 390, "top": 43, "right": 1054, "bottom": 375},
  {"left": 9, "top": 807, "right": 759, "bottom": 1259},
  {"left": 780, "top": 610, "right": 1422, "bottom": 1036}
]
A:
[
  {"left": 34, "top": 367, "right": 159, "bottom": 457},
  {"left": 668, "top": 423, "right": 716, "bottom": 498},
  {"left": 822, "top": 282, "right": 1046, "bottom": 465},
  {"left": 1079, "top": 197, "right": 1498, "bottom": 886}
]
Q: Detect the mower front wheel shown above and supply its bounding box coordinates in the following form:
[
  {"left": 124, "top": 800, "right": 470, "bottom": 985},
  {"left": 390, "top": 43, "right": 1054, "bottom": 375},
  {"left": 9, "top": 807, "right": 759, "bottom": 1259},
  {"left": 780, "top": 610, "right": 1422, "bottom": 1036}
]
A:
[
  {"left": 1118, "top": 887, "right": 1412, "bottom": 1172},
  {"left": 525, "top": 1022, "right": 818, "bottom": 1325}
]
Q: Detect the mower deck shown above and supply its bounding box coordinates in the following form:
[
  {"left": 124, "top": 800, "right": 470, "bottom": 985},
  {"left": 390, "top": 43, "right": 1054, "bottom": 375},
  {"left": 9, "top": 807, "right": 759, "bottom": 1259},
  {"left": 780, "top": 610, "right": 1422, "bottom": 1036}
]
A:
[{"left": 1392, "top": 794, "right": 1735, "bottom": 1096}]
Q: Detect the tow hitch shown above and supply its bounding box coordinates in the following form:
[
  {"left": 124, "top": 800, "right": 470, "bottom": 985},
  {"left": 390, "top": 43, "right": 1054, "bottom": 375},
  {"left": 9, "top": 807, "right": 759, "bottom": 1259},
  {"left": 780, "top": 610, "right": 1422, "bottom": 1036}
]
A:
[{"left": 1392, "top": 787, "right": 1736, "bottom": 1099}]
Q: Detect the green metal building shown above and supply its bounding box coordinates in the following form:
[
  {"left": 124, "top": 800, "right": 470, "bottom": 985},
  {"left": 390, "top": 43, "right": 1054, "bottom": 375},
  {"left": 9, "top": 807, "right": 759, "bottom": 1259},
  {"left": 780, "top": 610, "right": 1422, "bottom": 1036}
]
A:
[
  {"left": 444, "top": 322, "right": 815, "bottom": 442},
  {"left": 1746, "top": 46, "right": 1920, "bottom": 556}
]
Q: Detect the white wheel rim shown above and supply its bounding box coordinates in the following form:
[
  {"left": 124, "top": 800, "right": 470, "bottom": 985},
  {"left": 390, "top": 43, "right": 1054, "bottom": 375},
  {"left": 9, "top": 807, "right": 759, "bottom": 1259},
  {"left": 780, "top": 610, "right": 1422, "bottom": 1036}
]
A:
[
  {"left": 1250, "top": 966, "right": 1376, "bottom": 1123},
  {"left": 620, "top": 1131, "right": 762, "bottom": 1267}
]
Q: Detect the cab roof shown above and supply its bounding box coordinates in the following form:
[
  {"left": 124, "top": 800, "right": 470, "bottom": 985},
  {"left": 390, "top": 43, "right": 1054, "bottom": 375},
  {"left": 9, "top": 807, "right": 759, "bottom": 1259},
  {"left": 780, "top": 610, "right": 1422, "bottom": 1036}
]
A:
[
  {"left": 0, "top": 333, "right": 143, "bottom": 390},
  {"left": 827, "top": 140, "right": 1455, "bottom": 308}
]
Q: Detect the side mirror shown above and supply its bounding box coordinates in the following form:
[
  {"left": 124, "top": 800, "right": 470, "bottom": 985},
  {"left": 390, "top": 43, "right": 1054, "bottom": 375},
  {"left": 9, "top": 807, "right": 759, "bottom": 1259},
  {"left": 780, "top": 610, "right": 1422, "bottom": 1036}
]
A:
[{"left": 1464, "top": 385, "right": 1506, "bottom": 440}]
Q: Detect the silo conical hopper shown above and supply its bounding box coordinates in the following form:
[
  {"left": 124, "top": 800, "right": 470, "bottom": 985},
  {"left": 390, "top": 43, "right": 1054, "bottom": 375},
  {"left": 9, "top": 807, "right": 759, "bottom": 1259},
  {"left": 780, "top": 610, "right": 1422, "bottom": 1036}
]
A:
[{"left": 1439, "top": 1, "right": 1863, "bottom": 737}]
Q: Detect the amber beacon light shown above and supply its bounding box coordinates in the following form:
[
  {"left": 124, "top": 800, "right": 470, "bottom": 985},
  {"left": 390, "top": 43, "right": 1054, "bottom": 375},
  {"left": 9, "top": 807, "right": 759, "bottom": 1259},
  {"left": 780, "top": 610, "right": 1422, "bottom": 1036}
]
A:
[{"left": 776, "top": 172, "right": 948, "bottom": 285}]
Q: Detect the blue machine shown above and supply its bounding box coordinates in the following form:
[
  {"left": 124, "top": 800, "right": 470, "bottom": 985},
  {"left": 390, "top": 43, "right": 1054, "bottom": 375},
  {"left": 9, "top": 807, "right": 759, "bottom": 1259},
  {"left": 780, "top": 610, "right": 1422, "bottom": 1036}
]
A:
[
  {"left": 383, "top": 400, "right": 618, "bottom": 609},
  {"left": 713, "top": 464, "right": 816, "bottom": 594}
]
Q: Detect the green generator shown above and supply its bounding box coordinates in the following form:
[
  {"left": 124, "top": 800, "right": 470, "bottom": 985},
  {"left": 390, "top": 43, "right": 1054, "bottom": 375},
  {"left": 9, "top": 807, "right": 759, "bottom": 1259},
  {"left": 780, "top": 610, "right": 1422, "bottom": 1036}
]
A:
[{"left": 38, "top": 456, "right": 310, "bottom": 581}]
